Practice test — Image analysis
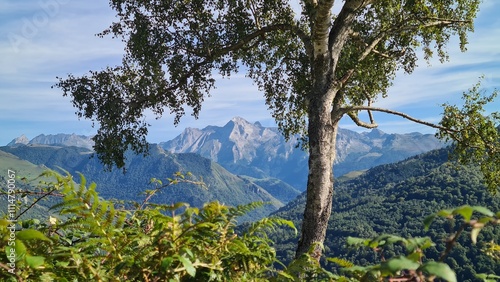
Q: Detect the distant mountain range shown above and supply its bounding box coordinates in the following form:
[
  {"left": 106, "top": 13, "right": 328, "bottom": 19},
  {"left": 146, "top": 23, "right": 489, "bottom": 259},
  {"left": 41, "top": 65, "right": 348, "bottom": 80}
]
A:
[
  {"left": 6, "top": 117, "right": 445, "bottom": 192},
  {"left": 7, "top": 133, "right": 94, "bottom": 150},
  {"left": 160, "top": 117, "right": 445, "bottom": 190}
]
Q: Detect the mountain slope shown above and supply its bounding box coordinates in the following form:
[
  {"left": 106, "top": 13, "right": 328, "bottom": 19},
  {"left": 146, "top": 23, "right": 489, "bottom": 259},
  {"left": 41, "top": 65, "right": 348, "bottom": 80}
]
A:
[
  {"left": 161, "top": 117, "right": 445, "bottom": 190},
  {"left": 0, "top": 145, "right": 283, "bottom": 221},
  {"left": 7, "top": 134, "right": 94, "bottom": 150},
  {"left": 0, "top": 151, "right": 56, "bottom": 220},
  {"left": 269, "top": 148, "right": 500, "bottom": 281}
]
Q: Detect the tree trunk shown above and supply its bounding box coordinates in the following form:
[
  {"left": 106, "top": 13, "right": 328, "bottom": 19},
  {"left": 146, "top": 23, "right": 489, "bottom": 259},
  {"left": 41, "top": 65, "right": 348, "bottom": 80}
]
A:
[
  {"left": 296, "top": 93, "right": 339, "bottom": 260},
  {"left": 294, "top": 0, "right": 365, "bottom": 260}
]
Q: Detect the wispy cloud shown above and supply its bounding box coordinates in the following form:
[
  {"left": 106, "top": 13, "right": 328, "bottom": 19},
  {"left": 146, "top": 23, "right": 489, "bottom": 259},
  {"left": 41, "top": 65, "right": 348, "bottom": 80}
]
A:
[{"left": 0, "top": 0, "right": 499, "bottom": 145}]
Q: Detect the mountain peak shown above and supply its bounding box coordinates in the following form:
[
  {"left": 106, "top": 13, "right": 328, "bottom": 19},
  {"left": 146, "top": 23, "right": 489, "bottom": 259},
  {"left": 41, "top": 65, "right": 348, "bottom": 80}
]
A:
[
  {"left": 231, "top": 116, "right": 248, "bottom": 123},
  {"left": 7, "top": 134, "right": 30, "bottom": 146},
  {"left": 365, "top": 128, "right": 386, "bottom": 138},
  {"left": 225, "top": 116, "right": 253, "bottom": 127}
]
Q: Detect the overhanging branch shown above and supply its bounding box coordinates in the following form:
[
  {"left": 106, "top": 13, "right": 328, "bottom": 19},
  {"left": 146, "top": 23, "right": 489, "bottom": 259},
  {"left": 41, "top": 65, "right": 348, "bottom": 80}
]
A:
[
  {"left": 341, "top": 105, "right": 458, "bottom": 133},
  {"left": 346, "top": 111, "right": 378, "bottom": 128},
  {"left": 336, "top": 16, "right": 471, "bottom": 88}
]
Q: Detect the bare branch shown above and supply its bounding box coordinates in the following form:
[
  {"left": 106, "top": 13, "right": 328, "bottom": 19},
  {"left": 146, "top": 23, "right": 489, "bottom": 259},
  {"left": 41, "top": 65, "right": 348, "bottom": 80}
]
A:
[
  {"left": 421, "top": 18, "right": 471, "bottom": 26},
  {"left": 0, "top": 262, "right": 23, "bottom": 281},
  {"left": 367, "top": 97, "right": 375, "bottom": 124},
  {"left": 341, "top": 105, "right": 458, "bottom": 133},
  {"left": 439, "top": 222, "right": 467, "bottom": 262},
  {"left": 346, "top": 111, "right": 378, "bottom": 129}
]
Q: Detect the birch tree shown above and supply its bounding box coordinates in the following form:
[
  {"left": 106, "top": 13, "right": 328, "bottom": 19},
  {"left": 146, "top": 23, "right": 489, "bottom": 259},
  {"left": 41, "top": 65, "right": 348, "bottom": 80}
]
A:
[{"left": 56, "top": 0, "right": 498, "bottom": 259}]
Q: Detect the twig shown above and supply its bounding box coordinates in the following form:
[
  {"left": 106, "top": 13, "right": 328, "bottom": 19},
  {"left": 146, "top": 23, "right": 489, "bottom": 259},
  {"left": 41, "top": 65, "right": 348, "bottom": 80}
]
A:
[
  {"left": 15, "top": 188, "right": 59, "bottom": 220},
  {"left": 439, "top": 222, "right": 467, "bottom": 262}
]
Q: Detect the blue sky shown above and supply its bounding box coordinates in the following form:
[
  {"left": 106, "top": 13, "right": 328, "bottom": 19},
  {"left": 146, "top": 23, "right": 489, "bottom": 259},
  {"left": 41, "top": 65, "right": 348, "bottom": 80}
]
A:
[{"left": 1, "top": 0, "right": 499, "bottom": 145}]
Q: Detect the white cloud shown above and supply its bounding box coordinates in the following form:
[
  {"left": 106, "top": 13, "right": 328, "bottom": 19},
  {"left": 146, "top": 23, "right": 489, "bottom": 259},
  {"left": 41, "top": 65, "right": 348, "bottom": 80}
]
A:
[{"left": 1, "top": 0, "right": 499, "bottom": 146}]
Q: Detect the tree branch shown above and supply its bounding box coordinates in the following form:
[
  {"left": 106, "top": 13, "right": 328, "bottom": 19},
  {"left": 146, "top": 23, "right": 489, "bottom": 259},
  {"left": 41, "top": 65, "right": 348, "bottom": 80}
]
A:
[
  {"left": 217, "top": 24, "right": 311, "bottom": 57},
  {"left": 0, "top": 262, "right": 23, "bottom": 281},
  {"left": 346, "top": 111, "right": 378, "bottom": 129},
  {"left": 439, "top": 222, "right": 467, "bottom": 262},
  {"left": 336, "top": 15, "right": 470, "bottom": 88},
  {"left": 341, "top": 105, "right": 458, "bottom": 133},
  {"left": 337, "top": 33, "right": 386, "bottom": 86},
  {"left": 15, "top": 188, "right": 61, "bottom": 220}
]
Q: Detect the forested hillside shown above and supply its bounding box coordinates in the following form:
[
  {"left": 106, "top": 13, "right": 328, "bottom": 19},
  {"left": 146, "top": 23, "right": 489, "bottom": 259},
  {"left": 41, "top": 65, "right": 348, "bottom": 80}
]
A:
[
  {"left": 270, "top": 148, "right": 500, "bottom": 281},
  {"left": 0, "top": 145, "right": 284, "bottom": 221}
]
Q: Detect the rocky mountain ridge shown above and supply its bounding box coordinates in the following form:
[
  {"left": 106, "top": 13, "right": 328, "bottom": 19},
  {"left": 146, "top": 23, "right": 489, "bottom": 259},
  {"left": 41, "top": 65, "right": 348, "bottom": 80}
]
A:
[
  {"left": 7, "top": 117, "right": 445, "bottom": 190},
  {"left": 7, "top": 133, "right": 94, "bottom": 150},
  {"left": 161, "top": 117, "right": 445, "bottom": 190}
]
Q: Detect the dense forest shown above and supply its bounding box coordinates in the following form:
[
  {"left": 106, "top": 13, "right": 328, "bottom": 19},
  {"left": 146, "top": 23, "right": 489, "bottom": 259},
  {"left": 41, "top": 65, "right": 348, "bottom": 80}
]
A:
[{"left": 270, "top": 148, "right": 500, "bottom": 281}]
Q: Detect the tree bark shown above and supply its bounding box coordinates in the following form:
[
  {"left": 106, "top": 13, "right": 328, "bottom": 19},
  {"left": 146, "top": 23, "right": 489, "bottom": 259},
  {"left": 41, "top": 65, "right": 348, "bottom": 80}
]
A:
[
  {"left": 295, "top": 0, "right": 367, "bottom": 260},
  {"left": 296, "top": 91, "right": 339, "bottom": 259}
]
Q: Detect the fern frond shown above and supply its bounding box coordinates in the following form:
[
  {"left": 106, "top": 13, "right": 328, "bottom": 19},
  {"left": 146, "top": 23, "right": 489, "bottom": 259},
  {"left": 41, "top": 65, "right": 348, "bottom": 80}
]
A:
[
  {"left": 228, "top": 201, "right": 268, "bottom": 219},
  {"left": 246, "top": 217, "right": 297, "bottom": 237},
  {"left": 327, "top": 257, "right": 355, "bottom": 268}
]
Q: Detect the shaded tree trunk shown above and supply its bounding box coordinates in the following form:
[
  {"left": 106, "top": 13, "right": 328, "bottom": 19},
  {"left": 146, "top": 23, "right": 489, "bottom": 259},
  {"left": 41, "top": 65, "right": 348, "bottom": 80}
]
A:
[
  {"left": 295, "top": 0, "right": 367, "bottom": 260},
  {"left": 296, "top": 90, "right": 340, "bottom": 259}
]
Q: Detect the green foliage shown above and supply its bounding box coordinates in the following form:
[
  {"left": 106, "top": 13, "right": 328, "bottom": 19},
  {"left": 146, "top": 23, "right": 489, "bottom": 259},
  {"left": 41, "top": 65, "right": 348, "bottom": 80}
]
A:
[
  {"left": 320, "top": 205, "right": 500, "bottom": 282},
  {"left": 1, "top": 168, "right": 499, "bottom": 281},
  {"left": 0, "top": 170, "right": 295, "bottom": 281},
  {"left": 437, "top": 80, "right": 500, "bottom": 193},
  {"left": 271, "top": 148, "right": 500, "bottom": 281},
  {"left": 267, "top": 204, "right": 499, "bottom": 282},
  {"left": 0, "top": 145, "right": 283, "bottom": 222}
]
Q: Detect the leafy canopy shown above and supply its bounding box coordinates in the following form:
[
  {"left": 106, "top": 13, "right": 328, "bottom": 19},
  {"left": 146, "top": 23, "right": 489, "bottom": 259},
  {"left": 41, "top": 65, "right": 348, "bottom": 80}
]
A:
[
  {"left": 54, "top": 0, "right": 479, "bottom": 169},
  {"left": 437, "top": 81, "right": 500, "bottom": 193}
]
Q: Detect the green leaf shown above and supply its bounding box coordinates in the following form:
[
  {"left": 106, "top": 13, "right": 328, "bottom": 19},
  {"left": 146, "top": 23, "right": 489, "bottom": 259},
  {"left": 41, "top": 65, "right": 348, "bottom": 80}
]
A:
[
  {"left": 346, "top": 236, "right": 368, "bottom": 247},
  {"left": 161, "top": 257, "right": 173, "bottom": 271},
  {"left": 184, "top": 248, "right": 193, "bottom": 258},
  {"left": 56, "top": 261, "right": 70, "bottom": 267},
  {"left": 471, "top": 206, "right": 494, "bottom": 217},
  {"left": 5, "top": 240, "right": 27, "bottom": 261},
  {"left": 407, "top": 252, "right": 423, "bottom": 262},
  {"left": 419, "top": 261, "right": 457, "bottom": 282},
  {"left": 25, "top": 255, "right": 45, "bottom": 268},
  {"left": 380, "top": 256, "right": 420, "bottom": 275},
  {"left": 372, "top": 234, "right": 406, "bottom": 247},
  {"left": 0, "top": 219, "right": 9, "bottom": 227},
  {"left": 277, "top": 271, "right": 295, "bottom": 279},
  {"left": 406, "top": 237, "right": 434, "bottom": 252},
  {"left": 16, "top": 229, "right": 51, "bottom": 242},
  {"left": 178, "top": 256, "right": 196, "bottom": 277},
  {"left": 475, "top": 273, "right": 500, "bottom": 282},
  {"left": 327, "top": 257, "right": 354, "bottom": 268},
  {"left": 453, "top": 205, "right": 474, "bottom": 221},
  {"left": 343, "top": 265, "right": 374, "bottom": 274},
  {"left": 437, "top": 208, "right": 454, "bottom": 218},
  {"left": 423, "top": 214, "right": 436, "bottom": 230},
  {"left": 471, "top": 227, "right": 482, "bottom": 244}
]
